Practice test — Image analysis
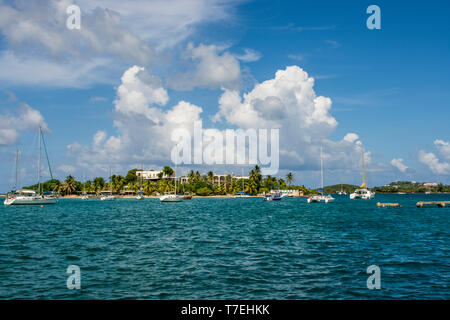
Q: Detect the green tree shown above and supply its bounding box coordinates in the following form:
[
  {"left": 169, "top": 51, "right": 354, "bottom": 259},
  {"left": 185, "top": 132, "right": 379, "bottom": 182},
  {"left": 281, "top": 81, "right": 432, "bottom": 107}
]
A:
[
  {"left": 286, "top": 172, "right": 293, "bottom": 187},
  {"left": 125, "top": 168, "right": 139, "bottom": 184},
  {"left": 162, "top": 166, "right": 174, "bottom": 179},
  {"left": 207, "top": 171, "right": 215, "bottom": 184},
  {"left": 62, "top": 175, "right": 77, "bottom": 195}
]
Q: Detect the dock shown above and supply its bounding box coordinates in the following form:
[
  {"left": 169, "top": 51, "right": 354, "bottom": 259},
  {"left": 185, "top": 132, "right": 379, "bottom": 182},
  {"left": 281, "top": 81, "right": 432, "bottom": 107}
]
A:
[
  {"left": 377, "top": 202, "right": 401, "bottom": 208},
  {"left": 416, "top": 201, "right": 450, "bottom": 208}
]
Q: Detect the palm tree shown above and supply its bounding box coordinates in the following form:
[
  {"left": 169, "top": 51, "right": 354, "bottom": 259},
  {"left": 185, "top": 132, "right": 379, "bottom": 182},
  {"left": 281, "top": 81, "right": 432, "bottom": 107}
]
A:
[
  {"left": 62, "top": 175, "right": 77, "bottom": 195},
  {"left": 286, "top": 172, "right": 294, "bottom": 187},
  {"left": 225, "top": 175, "right": 232, "bottom": 193},
  {"left": 52, "top": 180, "right": 63, "bottom": 194},
  {"left": 207, "top": 171, "right": 215, "bottom": 185},
  {"left": 128, "top": 182, "right": 139, "bottom": 194},
  {"left": 143, "top": 180, "right": 155, "bottom": 195},
  {"left": 249, "top": 165, "right": 262, "bottom": 191},
  {"left": 111, "top": 175, "right": 125, "bottom": 193}
]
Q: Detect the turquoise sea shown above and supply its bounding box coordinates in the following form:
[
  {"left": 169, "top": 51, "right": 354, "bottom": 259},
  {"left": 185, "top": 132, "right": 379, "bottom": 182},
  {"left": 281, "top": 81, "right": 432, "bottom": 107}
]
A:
[{"left": 0, "top": 194, "right": 448, "bottom": 299}]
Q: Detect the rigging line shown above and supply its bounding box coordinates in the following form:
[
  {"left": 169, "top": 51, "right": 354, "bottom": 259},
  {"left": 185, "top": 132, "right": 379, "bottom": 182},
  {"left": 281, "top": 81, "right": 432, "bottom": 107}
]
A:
[{"left": 41, "top": 130, "right": 54, "bottom": 180}]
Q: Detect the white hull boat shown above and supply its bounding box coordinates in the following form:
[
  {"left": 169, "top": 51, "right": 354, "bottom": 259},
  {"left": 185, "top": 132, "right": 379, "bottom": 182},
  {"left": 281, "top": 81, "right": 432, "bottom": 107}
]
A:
[
  {"left": 4, "top": 128, "right": 57, "bottom": 206},
  {"left": 308, "top": 146, "right": 334, "bottom": 204},
  {"left": 350, "top": 143, "right": 374, "bottom": 200},
  {"left": 4, "top": 192, "right": 57, "bottom": 206},
  {"left": 160, "top": 163, "right": 183, "bottom": 203},
  {"left": 307, "top": 194, "right": 334, "bottom": 203},
  {"left": 160, "top": 194, "right": 183, "bottom": 202},
  {"left": 100, "top": 195, "right": 116, "bottom": 201},
  {"left": 350, "top": 189, "right": 374, "bottom": 199}
]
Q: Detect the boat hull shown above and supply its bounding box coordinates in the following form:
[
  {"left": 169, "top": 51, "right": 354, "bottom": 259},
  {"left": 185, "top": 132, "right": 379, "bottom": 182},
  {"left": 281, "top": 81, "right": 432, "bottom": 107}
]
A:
[
  {"left": 4, "top": 197, "right": 57, "bottom": 206},
  {"left": 100, "top": 196, "right": 116, "bottom": 201},
  {"left": 160, "top": 195, "right": 183, "bottom": 202}
]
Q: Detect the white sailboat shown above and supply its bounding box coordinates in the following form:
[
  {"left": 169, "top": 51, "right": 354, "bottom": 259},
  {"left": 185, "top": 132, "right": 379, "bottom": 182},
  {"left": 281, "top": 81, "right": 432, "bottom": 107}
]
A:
[
  {"left": 136, "top": 162, "right": 144, "bottom": 200},
  {"left": 100, "top": 168, "right": 116, "bottom": 201},
  {"left": 160, "top": 164, "right": 183, "bottom": 202},
  {"left": 81, "top": 173, "right": 88, "bottom": 200},
  {"left": 307, "top": 146, "right": 334, "bottom": 203},
  {"left": 234, "top": 168, "right": 250, "bottom": 198},
  {"left": 350, "top": 143, "right": 374, "bottom": 200},
  {"left": 338, "top": 184, "right": 347, "bottom": 195},
  {"left": 4, "top": 127, "right": 57, "bottom": 206}
]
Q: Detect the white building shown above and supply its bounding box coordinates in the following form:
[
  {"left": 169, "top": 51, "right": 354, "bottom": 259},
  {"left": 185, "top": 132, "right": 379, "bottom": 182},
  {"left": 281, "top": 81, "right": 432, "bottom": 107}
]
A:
[
  {"left": 136, "top": 170, "right": 172, "bottom": 181},
  {"left": 179, "top": 173, "right": 249, "bottom": 186},
  {"left": 423, "top": 182, "right": 438, "bottom": 187}
]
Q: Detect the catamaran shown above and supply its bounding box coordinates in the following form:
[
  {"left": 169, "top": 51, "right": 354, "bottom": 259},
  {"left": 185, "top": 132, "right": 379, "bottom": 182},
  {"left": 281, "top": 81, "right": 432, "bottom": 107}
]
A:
[
  {"left": 338, "top": 184, "right": 347, "bottom": 195},
  {"left": 350, "top": 143, "right": 374, "bottom": 200},
  {"left": 160, "top": 164, "right": 183, "bottom": 202},
  {"left": 307, "top": 146, "right": 334, "bottom": 203},
  {"left": 100, "top": 168, "right": 116, "bottom": 201},
  {"left": 4, "top": 127, "right": 57, "bottom": 206}
]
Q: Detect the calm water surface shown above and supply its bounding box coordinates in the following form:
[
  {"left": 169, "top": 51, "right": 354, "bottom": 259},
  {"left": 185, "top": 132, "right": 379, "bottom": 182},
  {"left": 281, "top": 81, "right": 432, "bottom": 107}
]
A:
[{"left": 0, "top": 194, "right": 448, "bottom": 299}]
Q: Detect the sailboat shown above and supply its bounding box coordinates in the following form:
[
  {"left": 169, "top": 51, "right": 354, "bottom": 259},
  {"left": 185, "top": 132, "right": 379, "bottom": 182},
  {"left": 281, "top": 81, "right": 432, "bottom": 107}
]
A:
[
  {"left": 160, "top": 164, "right": 183, "bottom": 202},
  {"left": 307, "top": 146, "right": 334, "bottom": 203},
  {"left": 4, "top": 127, "right": 57, "bottom": 206},
  {"left": 81, "top": 174, "right": 88, "bottom": 200},
  {"left": 100, "top": 168, "right": 116, "bottom": 201},
  {"left": 234, "top": 168, "right": 250, "bottom": 198},
  {"left": 350, "top": 143, "right": 374, "bottom": 200},
  {"left": 136, "top": 163, "right": 144, "bottom": 200},
  {"left": 338, "top": 184, "right": 347, "bottom": 195}
]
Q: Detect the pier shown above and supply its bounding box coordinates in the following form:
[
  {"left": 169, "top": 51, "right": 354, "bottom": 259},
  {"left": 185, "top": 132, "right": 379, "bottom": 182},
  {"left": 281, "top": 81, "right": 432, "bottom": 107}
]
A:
[
  {"left": 377, "top": 202, "right": 400, "bottom": 208},
  {"left": 416, "top": 201, "right": 450, "bottom": 208}
]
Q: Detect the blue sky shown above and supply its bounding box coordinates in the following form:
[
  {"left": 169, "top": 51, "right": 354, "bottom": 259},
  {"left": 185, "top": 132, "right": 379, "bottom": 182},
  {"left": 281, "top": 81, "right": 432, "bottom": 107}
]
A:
[{"left": 0, "top": 0, "right": 449, "bottom": 191}]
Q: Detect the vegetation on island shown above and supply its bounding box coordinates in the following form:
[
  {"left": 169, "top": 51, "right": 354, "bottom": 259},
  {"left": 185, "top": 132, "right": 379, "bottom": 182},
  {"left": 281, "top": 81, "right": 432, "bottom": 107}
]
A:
[
  {"left": 22, "top": 165, "right": 315, "bottom": 196},
  {"left": 20, "top": 169, "right": 450, "bottom": 197},
  {"left": 371, "top": 181, "right": 450, "bottom": 193}
]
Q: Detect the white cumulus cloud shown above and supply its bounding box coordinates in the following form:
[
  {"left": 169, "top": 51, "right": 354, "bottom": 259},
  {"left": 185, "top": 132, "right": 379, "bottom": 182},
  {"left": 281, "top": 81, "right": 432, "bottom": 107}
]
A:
[
  {"left": 0, "top": 103, "right": 48, "bottom": 145},
  {"left": 168, "top": 43, "right": 242, "bottom": 90},
  {"left": 390, "top": 158, "right": 408, "bottom": 173},
  {"left": 418, "top": 150, "right": 450, "bottom": 175}
]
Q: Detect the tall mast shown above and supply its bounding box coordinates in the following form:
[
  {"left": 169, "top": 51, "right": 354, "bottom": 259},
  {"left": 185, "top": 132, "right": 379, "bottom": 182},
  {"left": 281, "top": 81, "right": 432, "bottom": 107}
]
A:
[
  {"left": 109, "top": 167, "right": 112, "bottom": 194},
  {"left": 242, "top": 168, "right": 244, "bottom": 192},
  {"left": 361, "top": 143, "right": 367, "bottom": 187},
  {"left": 320, "top": 145, "right": 324, "bottom": 192},
  {"left": 174, "top": 163, "right": 177, "bottom": 195},
  {"left": 14, "top": 149, "right": 19, "bottom": 190},
  {"left": 38, "top": 126, "right": 41, "bottom": 195},
  {"left": 140, "top": 162, "right": 143, "bottom": 191}
]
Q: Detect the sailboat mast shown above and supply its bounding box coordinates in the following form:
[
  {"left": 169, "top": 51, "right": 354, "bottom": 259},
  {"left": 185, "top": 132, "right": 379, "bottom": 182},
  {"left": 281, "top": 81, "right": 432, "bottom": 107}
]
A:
[
  {"left": 38, "top": 126, "right": 41, "bottom": 195},
  {"left": 109, "top": 167, "right": 112, "bottom": 194},
  {"left": 14, "top": 149, "right": 19, "bottom": 190},
  {"left": 242, "top": 168, "right": 244, "bottom": 192},
  {"left": 361, "top": 144, "right": 367, "bottom": 187},
  {"left": 174, "top": 163, "right": 177, "bottom": 195},
  {"left": 320, "top": 146, "right": 324, "bottom": 192}
]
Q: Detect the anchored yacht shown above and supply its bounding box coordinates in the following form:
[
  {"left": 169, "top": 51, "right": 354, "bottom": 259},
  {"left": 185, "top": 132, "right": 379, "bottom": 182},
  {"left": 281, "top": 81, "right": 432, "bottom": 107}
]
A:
[{"left": 350, "top": 143, "right": 374, "bottom": 200}]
